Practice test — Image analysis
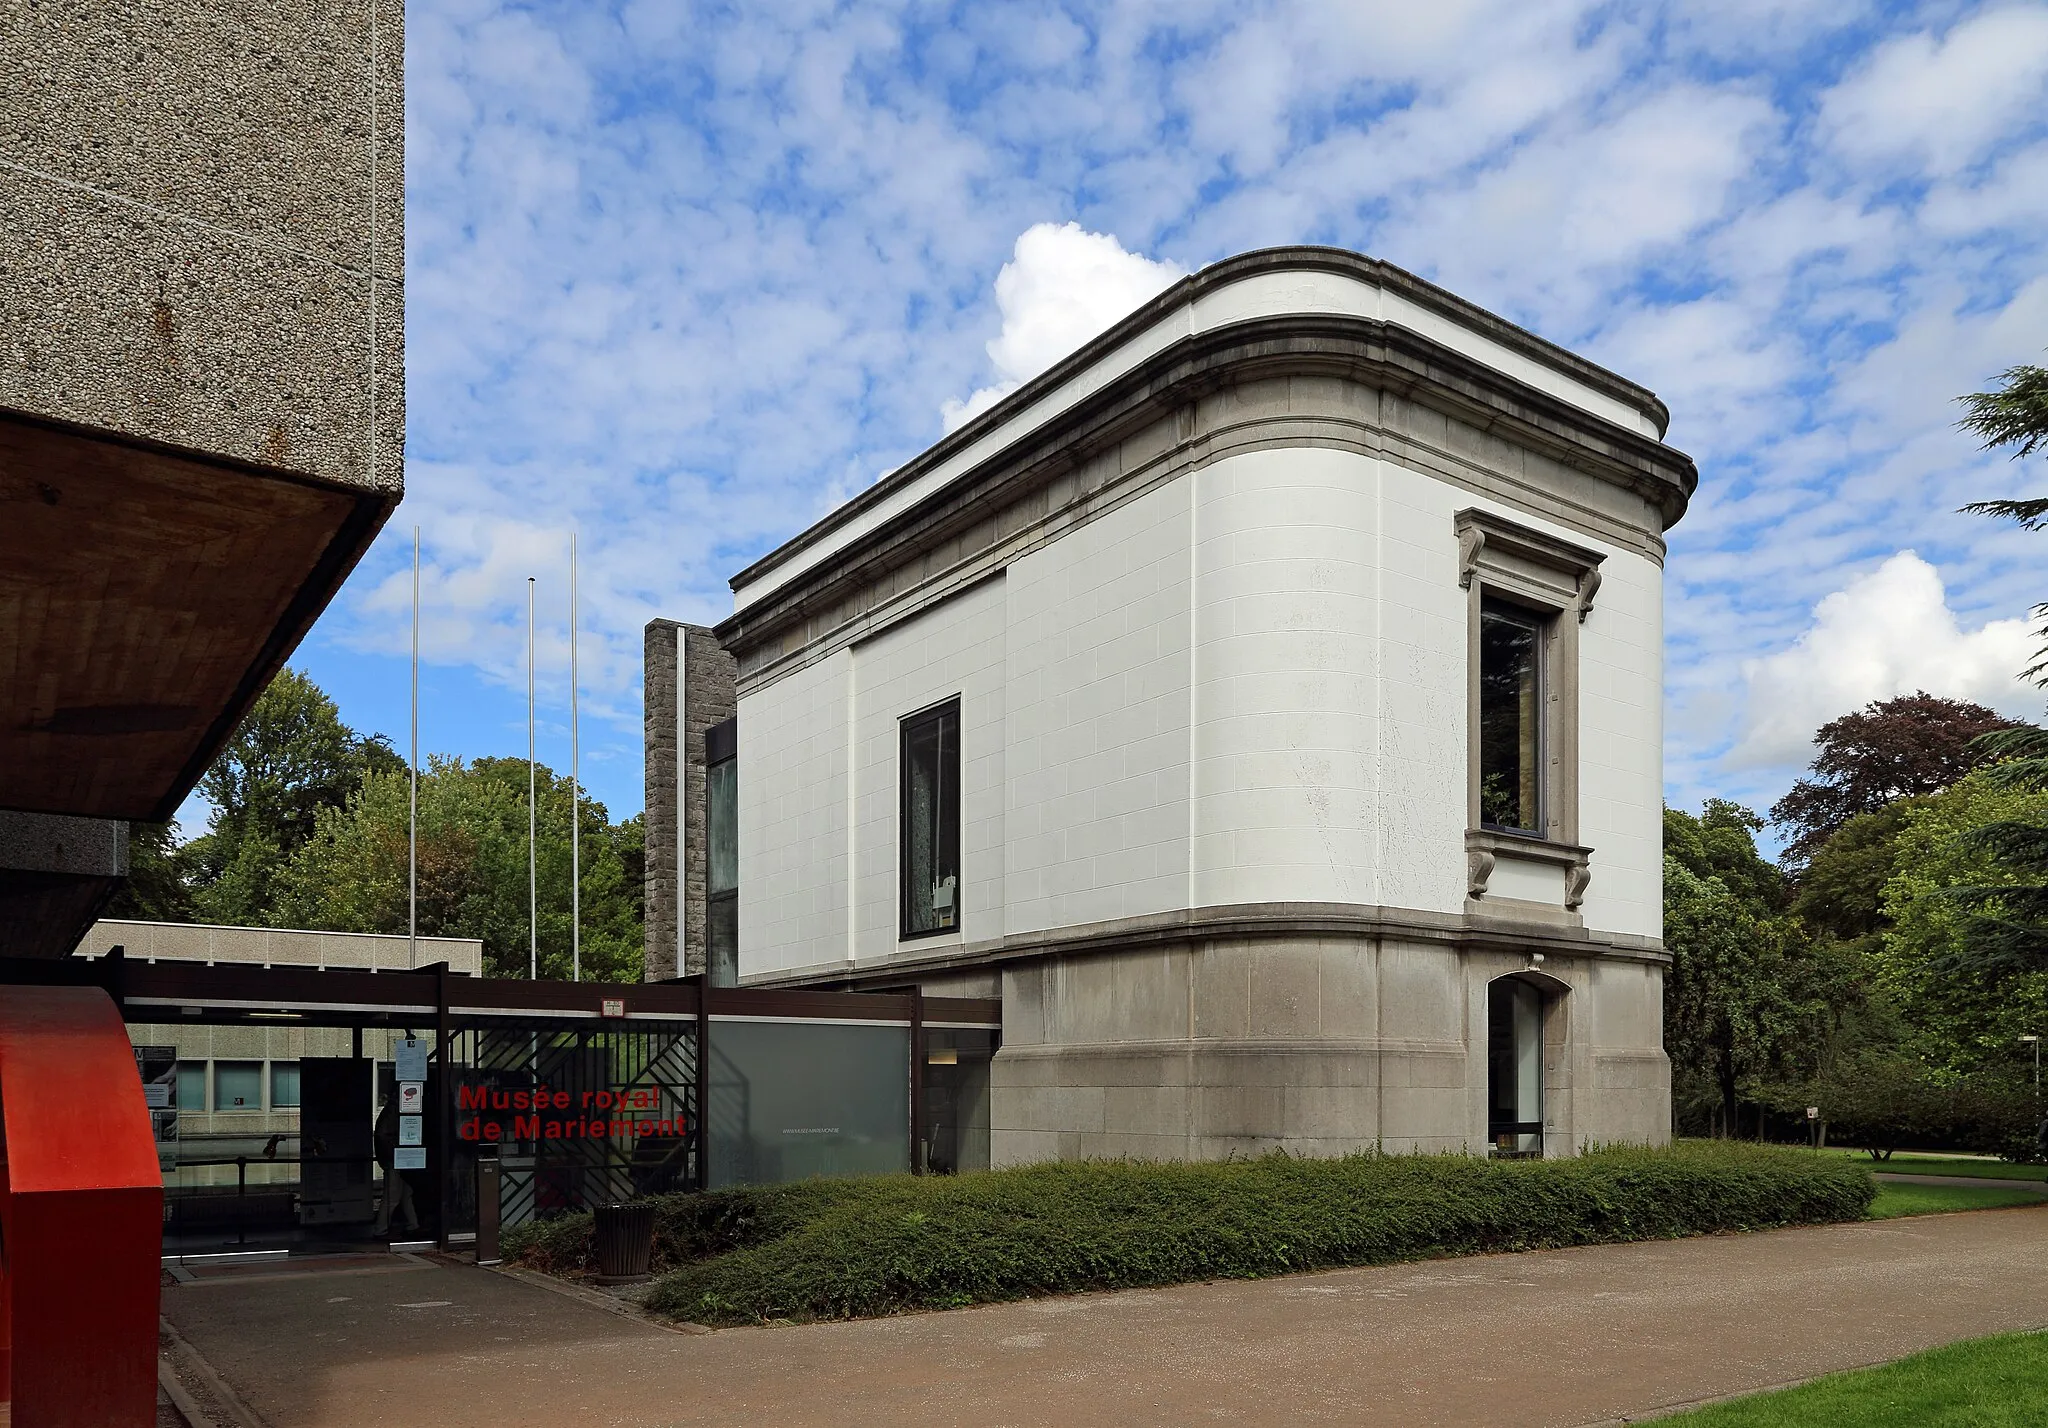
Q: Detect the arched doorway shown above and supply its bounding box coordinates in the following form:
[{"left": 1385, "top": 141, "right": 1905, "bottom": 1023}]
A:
[{"left": 1486, "top": 974, "right": 1559, "bottom": 1158}]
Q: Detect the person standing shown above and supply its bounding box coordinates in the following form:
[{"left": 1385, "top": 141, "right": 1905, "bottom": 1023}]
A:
[{"left": 372, "top": 1093, "right": 418, "bottom": 1236}]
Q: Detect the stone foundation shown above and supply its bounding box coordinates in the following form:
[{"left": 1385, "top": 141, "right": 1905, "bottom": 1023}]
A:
[{"left": 987, "top": 934, "right": 1668, "bottom": 1164}]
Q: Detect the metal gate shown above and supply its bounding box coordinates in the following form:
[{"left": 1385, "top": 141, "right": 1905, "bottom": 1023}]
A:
[{"left": 448, "top": 1020, "right": 698, "bottom": 1231}]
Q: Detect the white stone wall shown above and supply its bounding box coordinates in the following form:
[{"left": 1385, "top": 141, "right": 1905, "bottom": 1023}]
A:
[
  {"left": 847, "top": 576, "right": 1009, "bottom": 956},
  {"left": 1574, "top": 547, "right": 1666, "bottom": 940},
  {"left": 1005, "top": 482, "right": 1193, "bottom": 935},
  {"left": 735, "top": 448, "right": 1665, "bottom": 976},
  {"left": 738, "top": 648, "right": 853, "bottom": 976}
]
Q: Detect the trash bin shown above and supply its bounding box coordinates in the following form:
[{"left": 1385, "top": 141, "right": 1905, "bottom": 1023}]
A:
[{"left": 592, "top": 1201, "right": 656, "bottom": 1285}]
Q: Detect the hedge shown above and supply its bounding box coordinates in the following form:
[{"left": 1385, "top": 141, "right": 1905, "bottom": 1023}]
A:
[{"left": 504, "top": 1142, "right": 1873, "bottom": 1327}]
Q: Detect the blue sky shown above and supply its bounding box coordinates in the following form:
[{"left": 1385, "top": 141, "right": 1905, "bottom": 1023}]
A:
[{"left": 258, "top": 0, "right": 2048, "bottom": 846}]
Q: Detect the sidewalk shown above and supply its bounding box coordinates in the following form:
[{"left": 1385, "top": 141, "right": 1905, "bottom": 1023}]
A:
[{"left": 160, "top": 1205, "right": 2048, "bottom": 1428}]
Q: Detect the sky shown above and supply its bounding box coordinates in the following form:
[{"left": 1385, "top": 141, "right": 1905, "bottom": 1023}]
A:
[{"left": 255, "top": 0, "right": 2048, "bottom": 851}]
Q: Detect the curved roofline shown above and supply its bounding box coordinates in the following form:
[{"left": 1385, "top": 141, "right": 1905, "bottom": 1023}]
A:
[{"left": 732, "top": 246, "right": 1681, "bottom": 599}]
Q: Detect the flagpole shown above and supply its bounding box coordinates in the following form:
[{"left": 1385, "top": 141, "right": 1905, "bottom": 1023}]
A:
[
  {"left": 408, "top": 526, "right": 419, "bottom": 973},
  {"left": 528, "top": 576, "right": 537, "bottom": 981},
  {"left": 571, "top": 531, "right": 581, "bottom": 983}
]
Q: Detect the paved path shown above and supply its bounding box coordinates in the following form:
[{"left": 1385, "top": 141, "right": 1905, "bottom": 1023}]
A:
[{"left": 161, "top": 1206, "right": 2048, "bottom": 1428}]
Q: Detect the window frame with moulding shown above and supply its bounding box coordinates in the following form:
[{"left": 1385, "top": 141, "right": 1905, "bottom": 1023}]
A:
[
  {"left": 899, "top": 696, "right": 963, "bottom": 941},
  {"left": 1456, "top": 508, "right": 1603, "bottom": 913}
]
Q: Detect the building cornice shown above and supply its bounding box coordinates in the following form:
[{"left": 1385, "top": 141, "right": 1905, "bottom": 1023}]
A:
[
  {"left": 732, "top": 247, "right": 1681, "bottom": 607},
  {"left": 718, "top": 312, "right": 1696, "bottom": 674},
  {"left": 741, "top": 901, "right": 1670, "bottom": 992}
]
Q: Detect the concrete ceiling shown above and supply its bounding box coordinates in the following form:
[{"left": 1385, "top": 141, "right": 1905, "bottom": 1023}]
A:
[{"left": 0, "top": 407, "right": 394, "bottom": 823}]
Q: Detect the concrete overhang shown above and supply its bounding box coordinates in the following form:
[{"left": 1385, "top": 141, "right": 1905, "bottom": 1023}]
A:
[
  {"left": 0, "top": 812, "right": 127, "bottom": 960},
  {"left": 0, "top": 405, "right": 396, "bottom": 823}
]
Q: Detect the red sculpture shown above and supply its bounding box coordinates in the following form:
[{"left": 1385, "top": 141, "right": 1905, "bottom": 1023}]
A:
[{"left": 0, "top": 985, "right": 163, "bottom": 1425}]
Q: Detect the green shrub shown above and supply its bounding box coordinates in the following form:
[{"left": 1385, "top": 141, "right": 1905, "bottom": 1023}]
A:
[
  {"left": 504, "top": 1143, "right": 1871, "bottom": 1327},
  {"left": 1782, "top": 1057, "right": 2042, "bottom": 1161}
]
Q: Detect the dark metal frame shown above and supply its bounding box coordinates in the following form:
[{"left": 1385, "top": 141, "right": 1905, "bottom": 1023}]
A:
[
  {"left": 898, "top": 697, "right": 962, "bottom": 940},
  {"left": 1477, "top": 595, "right": 1548, "bottom": 838},
  {"left": 705, "top": 716, "right": 739, "bottom": 985},
  {"left": 11, "top": 951, "right": 999, "bottom": 1238}
]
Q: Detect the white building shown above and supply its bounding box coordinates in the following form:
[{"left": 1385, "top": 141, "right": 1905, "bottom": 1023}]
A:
[{"left": 650, "top": 247, "right": 1695, "bottom": 1165}]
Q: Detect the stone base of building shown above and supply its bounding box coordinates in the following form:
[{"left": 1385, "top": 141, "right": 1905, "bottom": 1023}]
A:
[{"left": 981, "top": 932, "right": 1669, "bottom": 1165}]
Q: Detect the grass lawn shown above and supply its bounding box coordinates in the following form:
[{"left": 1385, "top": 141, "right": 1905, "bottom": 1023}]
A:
[
  {"left": 1868, "top": 1181, "right": 2048, "bottom": 1218},
  {"left": 1664, "top": 1330, "right": 2048, "bottom": 1426},
  {"left": 1829, "top": 1150, "right": 2048, "bottom": 1183}
]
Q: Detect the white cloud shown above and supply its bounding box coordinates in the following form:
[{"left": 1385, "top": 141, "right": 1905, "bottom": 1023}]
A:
[
  {"left": 329, "top": 0, "right": 2048, "bottom": 822},
  {"left": 1819, "top": 6, "right": 2048, "bottom": 173},
  {"left": 1731, "top": 551, "right": 2041, "bottom": 768},
  {"left": 940, "top": 222, "right": 1184, "bottom": 431}
]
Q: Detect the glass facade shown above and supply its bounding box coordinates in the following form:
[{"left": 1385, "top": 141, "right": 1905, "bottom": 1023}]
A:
[
  {"left": 707, "top": 747, "right": 738, "bottom": 986},
  {"left": 1478, "top": 601, "right": 1542, "bottom": 834},
  {"left": 177, "top": 1059, "right": 206, "bottom": 1113},
  {"left": 707, "top": 757, "right": 737, "bottom": 895},
  {"left": 900, "top": 699, "right": 961, "bottom": 937},
  {"left": 270, "top": 1060, "right": 302, "bottom": 1108},
  {"left": 706, "top": 1019, "right": 910, "bottom": 1188},
  {"left": 922, "top": 1028, "right": 995, "bottom": 1174}
]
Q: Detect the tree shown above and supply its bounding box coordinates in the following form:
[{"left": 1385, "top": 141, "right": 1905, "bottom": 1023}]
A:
[
  {"left": 183, "top": 668, "right": 401, "bottom": 925},
  {"left": 1935, "top": 726, "right": 2048, "bottom": 977},
  {"left": 1665, "top": 799, "right": 1788, "bottom": 913},
  {"left": 274, "top": 755, "right": 643, "bottom": 982},
  {"left": 1769, "top": 694, "right": 2023, "bottom": 868},
  {"left": 1789, "top": 1055, "right": 2037, "bottom": 1161},
  {"left": 1790, "top": 802, "right": 1919, "bottom": 944},
  {"left": 1958, "top": 353, "right": 2048, "bottom": 683},
  {"left": 1663, "top": 802, "right": 1845, "bottom": 1135},
  {"left": 104, "top": 821, "right": 196, "bottom": 922},
  {"left": 1877, "top": 766, "right": 2048, "bottom": 1074}
]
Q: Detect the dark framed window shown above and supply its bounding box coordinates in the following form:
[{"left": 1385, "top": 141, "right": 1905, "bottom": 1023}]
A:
[
  {"left": 1478, "top": 599, "right": 1544, "bottom": 835},
  {"left": 705, "top": 716, "right": 738, "bottom": 986},
  {"left": 213, "top": 1060, "right": 263, "bottom": 1111},
  {"left": 1487, "top": 976, "right": 1544, "bottom": 1158},
  {"left": 269, "top": 1061, "right": 302, "bottom": 1109},
  {"left": 177, "top": 1059, "right": 206, "bottom": 1113},
  {"left": 900, "top": 698, "right": 962, "bottom": 939}
]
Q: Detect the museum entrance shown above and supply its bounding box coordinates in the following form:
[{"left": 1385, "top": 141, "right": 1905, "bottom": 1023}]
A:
[
  {"left": 1, "top": 951, "right": 1000, "bottom": 1259},
  {"left": 1486, "top": 974, "right": 1546, "bottom": 1158}
]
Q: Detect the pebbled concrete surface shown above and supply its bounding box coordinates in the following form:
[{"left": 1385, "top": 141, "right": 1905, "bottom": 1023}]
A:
[{"left": 161, "top": 1205, "right": 2048, "bottom": 1428}]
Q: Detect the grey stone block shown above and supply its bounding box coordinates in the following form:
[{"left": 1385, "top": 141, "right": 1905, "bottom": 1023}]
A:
[
  {"left": 641, "top": 621, "right": 736, "bottom": 980},
  {"left": 1, "top": 0, "right": 402, "bottom": 491}
]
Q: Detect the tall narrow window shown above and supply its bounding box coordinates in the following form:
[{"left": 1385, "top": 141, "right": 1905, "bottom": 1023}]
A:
[
  {"left": 1478, "top": 600, "right": 1543, "bottom": 835},
  {"left": 705, "top": 716, "right": 738, "bottom": 986},
  {"left": 1487, "top": 977, "right": 1544, "bottom": 1158},
  {"left": 900, "top": 699, "right": 961, "bottom": 938},
  {"left": 177, "top": 1059, "right": 206, "bottom": 1114}
]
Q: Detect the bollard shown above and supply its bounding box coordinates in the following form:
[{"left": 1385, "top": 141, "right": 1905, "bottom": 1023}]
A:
[{"left": 475, "top": 1151, "right": 502, "bottom": 1266}]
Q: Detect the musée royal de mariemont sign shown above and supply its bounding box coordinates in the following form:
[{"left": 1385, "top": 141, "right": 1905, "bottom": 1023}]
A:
[{"left": 456, "top": 1083, "right": 688, "bottom": 1144}]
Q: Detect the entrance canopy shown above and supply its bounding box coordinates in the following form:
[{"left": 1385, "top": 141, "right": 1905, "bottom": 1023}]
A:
[{"left": 2, "top": 955, "right": 1001, "bottom": 1252}]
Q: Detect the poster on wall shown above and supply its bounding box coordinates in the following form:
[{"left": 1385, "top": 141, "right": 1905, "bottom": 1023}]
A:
[
  {"left": 396, "top": 1038, "right": 430, "bottom": 1083},
  {"left": 134, "top": 1045, "right": 178, "bottom": 1171}
]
